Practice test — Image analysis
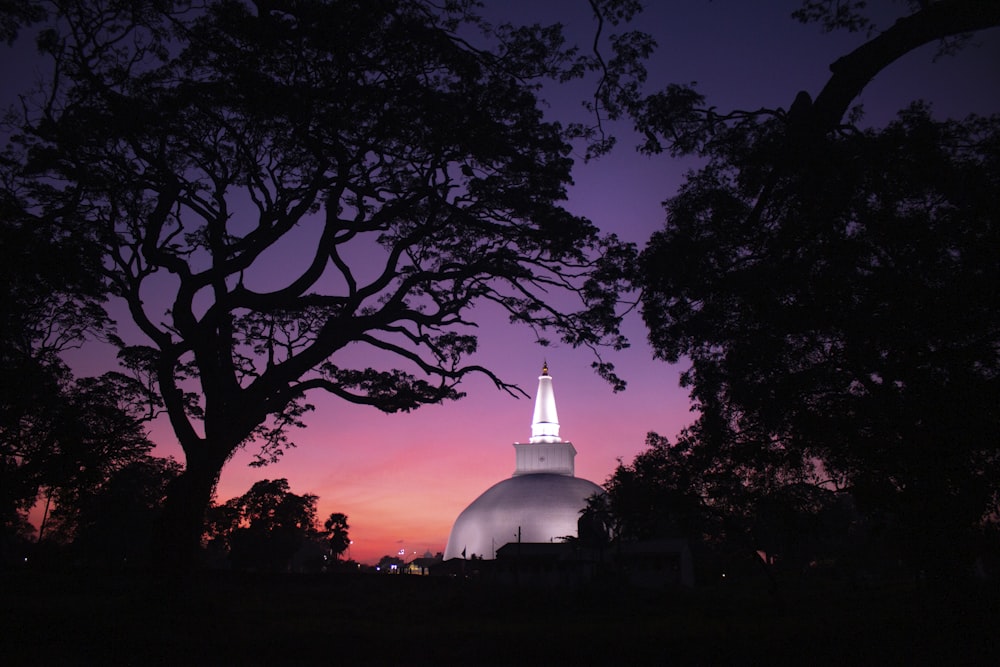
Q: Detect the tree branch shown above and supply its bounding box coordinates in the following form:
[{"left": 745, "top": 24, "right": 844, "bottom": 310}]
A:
[{"left": 812, "top": 0, "right": 1000, "bottom": 130}]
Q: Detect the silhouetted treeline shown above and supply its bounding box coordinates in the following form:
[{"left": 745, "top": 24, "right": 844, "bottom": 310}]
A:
[{"left": 204, "top": 478, "right": 351, "bottom": 573}]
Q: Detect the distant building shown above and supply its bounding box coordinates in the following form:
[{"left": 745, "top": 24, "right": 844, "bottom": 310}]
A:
[
  {"left": 443, "top": 363, "right": 604, "bottom": 560},
  {"left": 405, "top": 553, "right": 442, "bottom": 576}
]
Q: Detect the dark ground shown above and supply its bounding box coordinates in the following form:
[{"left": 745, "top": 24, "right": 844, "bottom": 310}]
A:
[{"left": 1, "top": 569, "right": 997, "bottom": 666}]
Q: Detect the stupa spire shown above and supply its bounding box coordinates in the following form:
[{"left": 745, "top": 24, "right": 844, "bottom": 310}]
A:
[{"left": 529, "top": 360, "right": 561, "bottom": 443}]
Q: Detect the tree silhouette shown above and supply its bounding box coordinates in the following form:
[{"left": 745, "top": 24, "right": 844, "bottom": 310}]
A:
[
  {"left": 0, "top": 284, "right": 156, "bottom": 554},
  {"left": 208, "top": 478, "right": 320, "bottom": 572},
  {"left": 64, "top": 455, "right": 183, "bottom": 567},
  {"left": 575, "top": 493, "right": 615, "bottom": 547},
  {"left": 631, "top": 2, "right": 1000, "bottom": 577},
  {"left": 3, "top": 1, "right": 636, "bottom": 568},
  {"left": 34, "top": 375, "right": 160, "bottom": 543},
  {"left": 605, "top": 432, "right": 718, "bottom": 544},
  {"left": 323, "top": 512, "right": 350, "bottom": 561},
  {"left": 0, "top": 184, "right": 119, "bottom": 554}
]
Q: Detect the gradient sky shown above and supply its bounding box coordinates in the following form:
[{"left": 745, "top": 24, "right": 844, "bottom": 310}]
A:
[{"left": 6, "top": 1, "right": 999, "bottom": 564}]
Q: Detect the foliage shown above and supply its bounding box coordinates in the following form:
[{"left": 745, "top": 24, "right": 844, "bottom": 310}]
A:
[
  {"left": 632, "top": 1, "right": 1000, "bottom": 576},
  {"left": 573, "top": 492, "right": 615, "bottom": 547},
  {"left": 0, "top": 0, "right": 45, "bottom": 44},
  {"left": 323, "top": 512, "right": 350, "bottom": 560},
  {"left": 605, "top": 432, "right": 893, "bottom": 583},
  {"left": 790, "top": 0, "right": 979, "bottom": 56},
  {"left": 206, "top": 478, "right": 321, "bottom": 571},
  {"left": 1, "top": 362, "right": 157, "bottom": 551},
  {"left": 34, "top": 374, "right": 160, "bottom": 539},
  {"left": 2, "top": 0, "right": 638, "bottom": 567},
  {"left": 63, "top": 455, "right": 183, "bottom": 567},
  {"left": 641, "top": 106, "right": 1000, "bottom": 573},
  {"left": 605, "top": 432, "right": 715, "bottom": 543},
  {"left": 0, "top": 151, "right": 119, "bottom": 545},
  {"left": 625, "top": 0, "right": 1000, "bottom": 146}
]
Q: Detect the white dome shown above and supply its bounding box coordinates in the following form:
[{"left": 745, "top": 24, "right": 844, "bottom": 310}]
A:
[{"left": 444, "top": 473, "right": 604, "bottom": 560}]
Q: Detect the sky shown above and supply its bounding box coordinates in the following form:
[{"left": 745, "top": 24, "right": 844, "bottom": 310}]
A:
[{"left": 5, "top": 1, "right": 999, "bottom": 564}]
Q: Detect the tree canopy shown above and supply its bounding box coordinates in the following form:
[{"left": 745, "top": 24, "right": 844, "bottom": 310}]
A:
[
  {"left": 323, "top": 512, "right": 350, "bottom": 560},
  {"left": 2, "top": 0, "right": 637, "bottom": 566},
  {"left": 630, "top": 0, "right": 1000, "bottom": 576},
  {"left": 0, "top": 158, "right": 121, "bottom": 552},
  {"left": 205, "top": 477, "right": 322, "bottom": 571},
  {"left": 59, "top": 455, "right": 183, "bottom": 567}
]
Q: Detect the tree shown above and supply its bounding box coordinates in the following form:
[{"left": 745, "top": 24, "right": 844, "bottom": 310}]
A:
[
  {"left": 748, "top": 482, "right": 856, "bottom": 573},
  {"left": 605, "top": 432, "right": 714, "bottom": 543},
  {"left": 207, "top": 478, "right": 320, "bottom": 572},
  {"left": 65, "top": 455, "right": 183, "bottom": 567},
  {"left": 606, "top": 430, "right": 890, "bottom": 592},
  {"left": 574, "top": 493, "right": 615, "bottom": 547},
  {"left": 1, "top": 123, "right": 167, "bottom": 566},
  {"left": 0, "top": 276, "right": 155, "bottom": 553},
  {"left": 34, "top": 374, "right": 160, "bottom": 543},
  {"left": 323, "top": 512, "right": 350, "bottom": 561},
  {"left": 0, "top": 169, "right": 115, "bottom": 553},
  {"left": 604, "top": 428, "right": 770, "bottom": 582},
  {"left": 632, "top": 2, "right": 1000, "bottom": 576},
  {"left": 3, "top": 0, "right": 636, "bottom": 568}
]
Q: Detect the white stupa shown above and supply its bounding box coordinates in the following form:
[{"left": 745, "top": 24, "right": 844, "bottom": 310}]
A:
[{"left": 443, "top": 363, "right": 604, "bottom": 560}]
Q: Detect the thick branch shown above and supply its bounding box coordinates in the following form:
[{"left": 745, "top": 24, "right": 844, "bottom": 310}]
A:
[{"left": 812, "top": 0, "right": 1000, "bottom": 130}]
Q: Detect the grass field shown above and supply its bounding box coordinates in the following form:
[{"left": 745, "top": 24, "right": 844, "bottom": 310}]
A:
[{"left": 2, "top": 569, "right": 997, "bottom": 665}]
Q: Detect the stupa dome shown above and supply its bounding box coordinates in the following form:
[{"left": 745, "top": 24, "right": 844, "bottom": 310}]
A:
[
  {"left": 443, "top": 363, "right": 604, "bottom": 560},
  {"left": 444, "top": 473, "right": 603, "bottom": 559}
]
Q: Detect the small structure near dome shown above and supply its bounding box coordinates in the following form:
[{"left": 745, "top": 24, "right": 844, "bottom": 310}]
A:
[{"left": 443, "top": 364, "right": 604, "bottom": 560}]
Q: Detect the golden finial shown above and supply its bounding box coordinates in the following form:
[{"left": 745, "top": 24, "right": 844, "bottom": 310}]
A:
[{"left": 541, "top": 360, "right": 548, "bottom": 376}]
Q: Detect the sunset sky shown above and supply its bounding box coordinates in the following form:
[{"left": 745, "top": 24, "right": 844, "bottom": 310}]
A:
[{"left": 5, "top": 1, "right": 998, "bottom": 564}]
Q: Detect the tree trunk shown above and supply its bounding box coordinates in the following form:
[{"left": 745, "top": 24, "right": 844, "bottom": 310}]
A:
[
  {"left": 35, "top": 490, "right": 53, "bottom": 543},
  {"left": 153, "top": 449, "right": 225, "bottom": 572}
]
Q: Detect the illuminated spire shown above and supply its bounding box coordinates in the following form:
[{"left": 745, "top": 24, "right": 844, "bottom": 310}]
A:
[{"left": 530, "top": 360, "right": 561, "bottom": 443}]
